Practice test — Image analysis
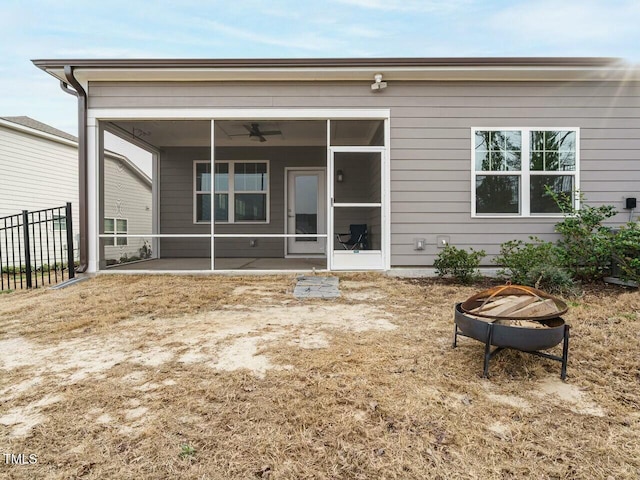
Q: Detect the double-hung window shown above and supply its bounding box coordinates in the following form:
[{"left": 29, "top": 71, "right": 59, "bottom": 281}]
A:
[
  {"left": 194, "top": 160, "right": 269, "bottom": 223},
  {"left": 472, "top": 128, "right": 578, "bottom": 217},
  {"left": 104, "top": 218, "right": 128, "bottom": 246}
]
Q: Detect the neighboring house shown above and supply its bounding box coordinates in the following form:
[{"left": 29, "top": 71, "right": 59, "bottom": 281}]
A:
[
  {"left": 31, "top": 57, "right": 640, "bottom": 273},
  {"left": 0, "top": 116, "right": 152, "bottom": 266}
]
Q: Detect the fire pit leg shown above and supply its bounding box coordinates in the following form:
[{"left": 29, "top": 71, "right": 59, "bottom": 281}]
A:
[
  {"left": 561, "top": 324, "right": 570, "bottom": 380},
  {"left": 453, "top": 323, "right": 459, "bottom": 348},
  {"left": 482, "top": 323, "right": 494, "bottom": 378}
]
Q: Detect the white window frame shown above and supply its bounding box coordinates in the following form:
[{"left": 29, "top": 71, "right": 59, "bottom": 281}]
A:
[
  {"left": 104, "top": 217, "right": 128, "bottom": 246},
  {"left": 193, "top": 159, "right": 270, "bottom": 225},
  {"left": 471, "top": 127, "right": 580, "bottom": 218}
]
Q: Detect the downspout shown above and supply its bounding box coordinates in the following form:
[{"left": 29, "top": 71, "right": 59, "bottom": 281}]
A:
[{"left": 59, "top": 66, "right": 88, "bottom": 273}]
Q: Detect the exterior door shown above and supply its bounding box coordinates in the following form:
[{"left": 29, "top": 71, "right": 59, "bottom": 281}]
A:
[
  {"left": 286, "top": 169, "right": 326, "bottom": 255},
  {"left": 330, "top": 149, "right": 385, "bottom": 270}
]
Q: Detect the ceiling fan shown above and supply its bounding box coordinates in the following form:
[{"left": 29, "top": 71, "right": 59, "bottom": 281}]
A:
[{"left": 229, "top": 123, "right": 282, "bottom": 142}]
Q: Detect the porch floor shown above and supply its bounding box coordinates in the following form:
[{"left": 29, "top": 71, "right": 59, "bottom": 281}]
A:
[{"left": 106, "top": 257, "right": 327, "bottom": 271}]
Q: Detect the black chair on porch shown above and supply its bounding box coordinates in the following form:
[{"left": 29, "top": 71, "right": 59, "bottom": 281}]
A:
[{"left": 336, "top": 224, "right": 368, "bottom": 250}]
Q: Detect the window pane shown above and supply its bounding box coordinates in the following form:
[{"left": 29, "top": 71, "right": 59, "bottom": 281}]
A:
[
  {"left": 530, "top": 151, "right": 544, "bottom": 171},
  {"left": 477, "top": 131, "right": 521, "bottom": 171},
  {"left": 116, "top": 219, "right": 127, "bottom": 232},
  {"left": 530, "top": 131, "right": 577, "bottom": 172},
  {"left": 559, "top": 153, "right": 576, "bottom": 171},
  {"left": 215, "top": 163, "right": 229, "bottom": 191},
  {"left": 53, "top": 216, "right": 66, "bottom": 231},
  {"left": 490, "top": 131, "right": 521, "bottom": 151},
  {"left": 116, "top": 237, "right": 128, "bottom": 246},
  {"left": 545, "top": 152, "right": 559, "bottom": 171},
  {"left": 234, "top": 163, "right": 267, "bottom": 191},
  {"left": 104, "top": 238, "right": 115, "bottom": 246},
  {"left": 530, "top": 175, "right": 574, "bottom": 214},
  {"left": 104, "top": 218, "right": 114, "bottom": 233},
  {"left": 235, "top": 193, "right": 266, "bottom": 221},
  {"left": 475, "top": 131, "right": 490, "bottom": 150},
  {"left": 197, "top": 193, "right": 211, "bottom": 222},
  {"left": 505, "top": 152, "right": 521, "bottom": 171},
  {"left": 475, "top": 150, "right": 490, "bottom": 171},
  {"left": 196, "top": 163, "right": 211, "bottom": 191},
  {"left": 476, "top": 175, "right": 520, "bottom": 214},
  {"left": 215, "top": 193, "right": 228, "bottom": 222},
  {"left": 530, "top": 131, "right": 545, "bottom": 151},
  {"left": 546, "top": 131, "right": 575, "bottom": 151},
  {"left": 295, "top": 175, "right": 318, "bottom": 241},
  {"left": 503, "top": 131, "right": 521, "bottom": 151}
]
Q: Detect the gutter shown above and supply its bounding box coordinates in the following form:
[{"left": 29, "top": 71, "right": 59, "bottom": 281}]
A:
[{"left": 60, "top": 66, "right": 88, "bottom": 273}]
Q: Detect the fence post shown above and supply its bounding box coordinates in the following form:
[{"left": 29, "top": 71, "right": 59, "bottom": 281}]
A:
[
  {"left": 22, "top": 210, "right": 32, "bottom": 288},
  {"left": 66, "top": 202, "right": 75, "bottom": 279}
]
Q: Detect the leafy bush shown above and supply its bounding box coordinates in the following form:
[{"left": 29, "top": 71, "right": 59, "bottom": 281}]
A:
[
  {"left": 550, "top": 190, "right": 617, "bottom": 282},
  {"left": 493, "top": 236, "right": 561, "bottom": 285},
  {"left": 434, "top": 245, "right": 486, "bottom": 284},
  {"left": 524, "top": 264, "right": 576, "bottom": 295},
  {"left": 611, "top": 222, "right": 640, "bottom": 284}
]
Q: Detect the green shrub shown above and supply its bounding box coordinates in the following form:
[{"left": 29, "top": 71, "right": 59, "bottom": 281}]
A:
[
  {"left": 434, "top": 245, "right": 486, "bottom": 284},
  {"left": 550, "top": 190, "right": 617, "bottom": 282},
  {"left": 524, "top": 264, "right": 576, "bottom": 295},
  {"left": 611, "top": 222, "right": 640, "bottom": 284},
  {"left": 493, "top": 236, "right": 561, "bottom": 285}
]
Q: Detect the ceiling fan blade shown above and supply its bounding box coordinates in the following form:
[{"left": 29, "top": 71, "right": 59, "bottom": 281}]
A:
[
  {"left": 259, "top": 130, "right": 281, "bottom": 136},
  {"left": 259, "top": 135, "right": 267, "bottom": 142}
]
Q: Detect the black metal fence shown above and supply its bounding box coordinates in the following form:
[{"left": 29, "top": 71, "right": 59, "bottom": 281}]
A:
[{"left": 0, "top": 203, "right": 75, "bottom": 291}]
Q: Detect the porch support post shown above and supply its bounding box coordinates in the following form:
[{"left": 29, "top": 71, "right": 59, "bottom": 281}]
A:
[
  {"left": 86, "top": 119, "right": 100, "bottom": 273},
  {"left": 326, "top": 119, "right": 332, "bottom": 271},
  {"left": 210, "top": 119, "right": 215, "bottom": 271}
]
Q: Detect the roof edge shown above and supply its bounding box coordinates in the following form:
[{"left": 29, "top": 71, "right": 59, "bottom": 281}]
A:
[{"left": 32, "top": 56, "right": 623, "bottom": 70}]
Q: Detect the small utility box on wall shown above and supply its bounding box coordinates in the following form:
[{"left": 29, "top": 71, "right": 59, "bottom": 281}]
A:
[{"left": 436, "top": 236, "right": 450, "bottom": 249}]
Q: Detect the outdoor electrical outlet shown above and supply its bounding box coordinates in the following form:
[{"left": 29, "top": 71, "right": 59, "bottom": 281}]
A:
[
  {"left": 249, "top": 239, "right": 257, "bottom": 247},
  {"left": 436, "top": 236, "right": 450, "bottom": 248},
  {"left": 414, "top": 238, "right": 426, "bottom": 250}
]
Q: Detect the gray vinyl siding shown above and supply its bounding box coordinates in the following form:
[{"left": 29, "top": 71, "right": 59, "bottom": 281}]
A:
[
  {"left": 159, "top": 146, "right": 325, "bottom": 258},
  {"left": 90, "top": 80, "right": 640, "bottom": 266}
]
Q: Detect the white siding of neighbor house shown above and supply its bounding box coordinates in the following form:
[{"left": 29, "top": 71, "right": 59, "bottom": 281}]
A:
[
  {"left": 89, "top": 80, "right": 640, "bottom": 266},
  {"left": 102, "top": 155, "right": 153, "bottom": 262},
  {"left": 0, "top": 124, "right": 80, "bottom": 266},
  {"left": 0, "top": 124, "right": 79, "bottom": 223}
]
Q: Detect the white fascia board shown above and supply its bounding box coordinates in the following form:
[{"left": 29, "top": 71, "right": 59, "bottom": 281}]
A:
[
  {"left": 0, "top": 118, "right": 77, "bottom": 148},
  {"left": 46, "top": 65, "right": 640, "bottom": 84},
  {"left": 88, "top": 108, "right": 391, "bottom": 123}
]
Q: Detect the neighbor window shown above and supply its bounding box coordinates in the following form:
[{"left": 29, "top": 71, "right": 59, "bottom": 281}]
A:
[
  {"left": 104, "top": 218, "right": 128, "bottom": 246},
  {"left": 194, "top": 160, "right": 269, "bottom": 223},
  {"left": 52, "top": 215, "right": 66, "bottom": 231},
  {"left": 472, "top": 128, "right": 578, "bottom": 216}
]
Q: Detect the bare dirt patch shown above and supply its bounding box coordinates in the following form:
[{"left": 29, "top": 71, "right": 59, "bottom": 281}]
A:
[{"left": 0, "top": 274, "right": 638, "bottom": 479}]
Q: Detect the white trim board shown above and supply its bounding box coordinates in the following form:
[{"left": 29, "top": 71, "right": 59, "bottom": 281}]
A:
[{"left": 88, "top": 109, "right": 391, "bottom": 124}]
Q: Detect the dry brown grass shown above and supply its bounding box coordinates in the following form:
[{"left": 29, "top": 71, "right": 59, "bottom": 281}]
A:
[{"left": 0, "top": 274, "right": 638, "bottom": 479}]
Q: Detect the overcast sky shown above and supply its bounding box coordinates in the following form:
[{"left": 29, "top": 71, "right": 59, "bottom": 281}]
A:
[{"left": 2, "top": 0, "right": 639, "bottom": 139}]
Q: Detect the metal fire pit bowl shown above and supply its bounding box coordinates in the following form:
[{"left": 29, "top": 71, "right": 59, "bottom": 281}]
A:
[{"left": 453, "top": 303, "right": 570, "bottom": 379}]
